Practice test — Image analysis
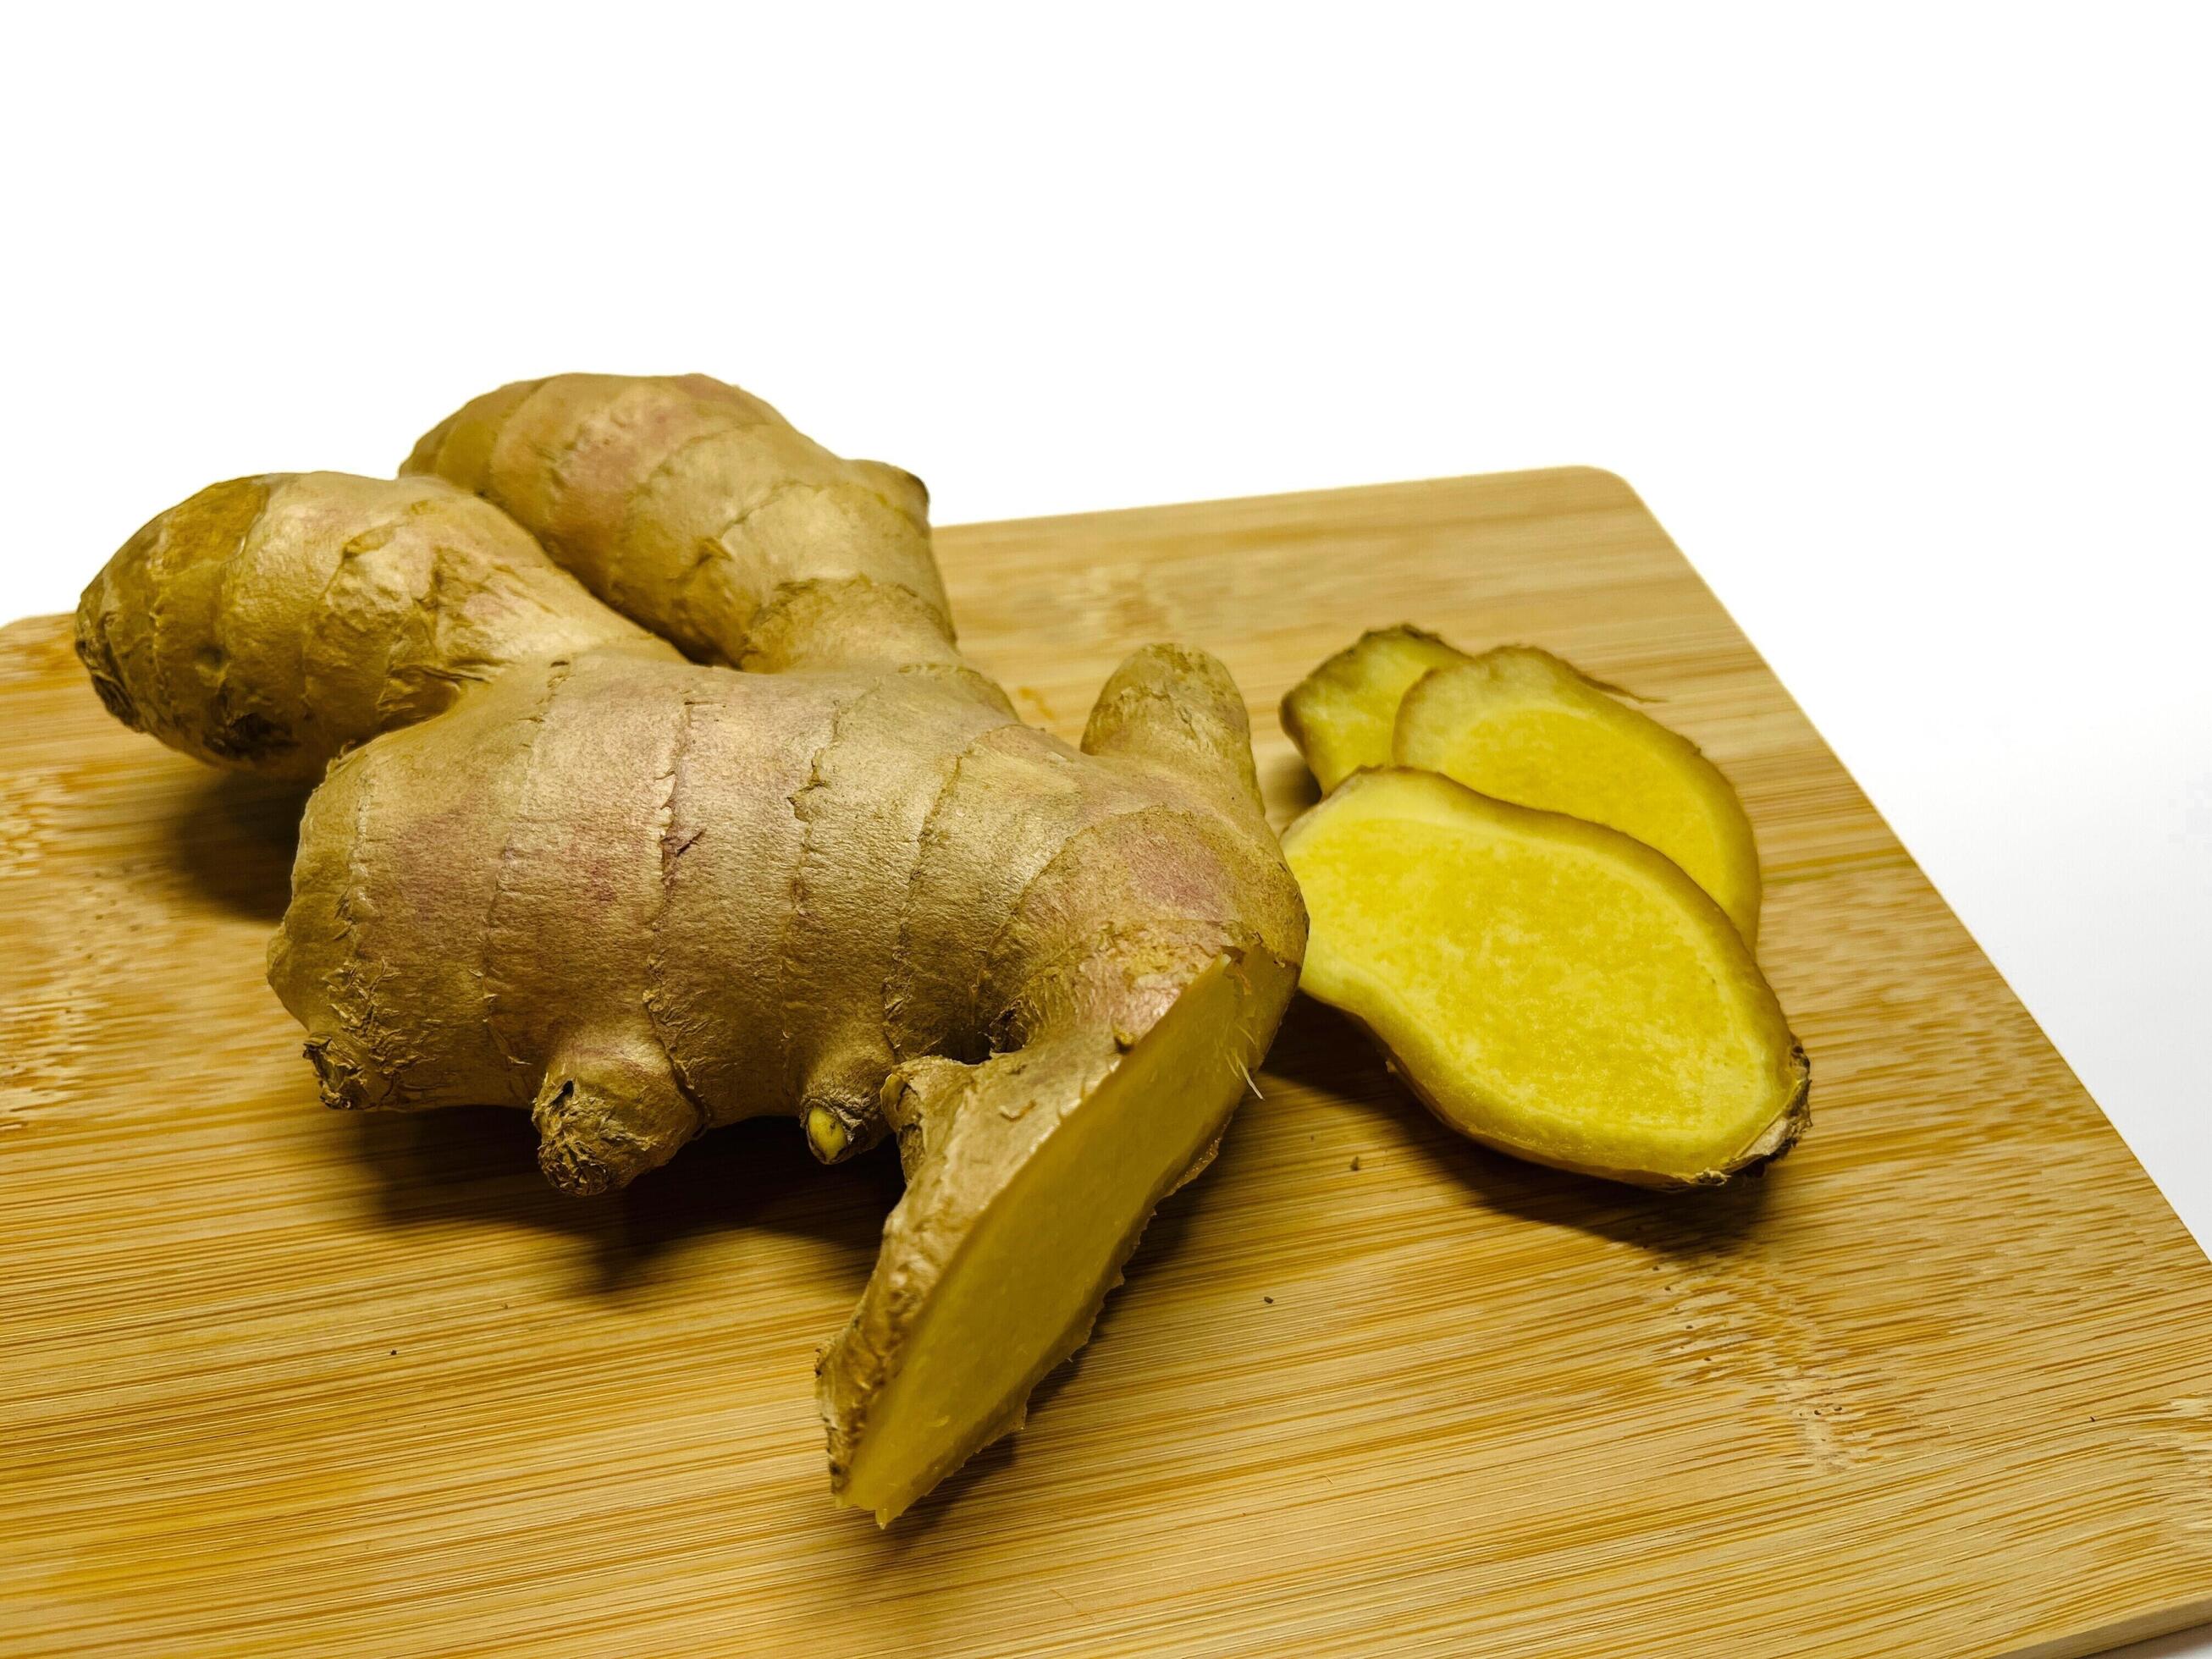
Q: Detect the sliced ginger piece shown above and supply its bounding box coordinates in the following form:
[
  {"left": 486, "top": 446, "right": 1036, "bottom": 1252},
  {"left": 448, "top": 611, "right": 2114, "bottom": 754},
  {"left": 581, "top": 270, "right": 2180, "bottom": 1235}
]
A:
[
  {"left": 1394, "top": 646, "right": 1762, "bottom": 944},
  {"left": 1280, "top": 625, "right": 1469, "bottom": 791},
  {"left": 1283, "top": 769, "right": 1807, "bottom": 1188},
  {"left": 821, "top": 951, "right": 1298, "bottom": 1523}
]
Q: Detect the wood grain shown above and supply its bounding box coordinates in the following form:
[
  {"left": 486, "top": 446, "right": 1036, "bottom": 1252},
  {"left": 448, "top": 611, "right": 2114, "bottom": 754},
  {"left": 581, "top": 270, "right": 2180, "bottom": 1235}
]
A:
[{"left": 4, "top": 468, "right": 2209, "bottom": 1658}]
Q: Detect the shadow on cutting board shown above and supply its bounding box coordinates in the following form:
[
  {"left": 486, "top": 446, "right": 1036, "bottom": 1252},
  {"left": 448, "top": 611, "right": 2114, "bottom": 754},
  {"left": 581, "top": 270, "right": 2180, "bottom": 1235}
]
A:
[
  {"left": 339, "top": 1041, "right": 1217, "bottom": 1539},
  {"left": 148, "top": 763, "right": 903, "bottom": 1297},
  {"left": 168, "top": 769, "right": 309, "bottom": 923},
  {"left": 137, "top": 739, "right": 1230, "bottom": 1519},
  {"left": 344, "top": 1104, "right": 909, "bottom": 1297},
  {"left": 1263, "top": 1000, "right": 1779, "bottom": 1262}
]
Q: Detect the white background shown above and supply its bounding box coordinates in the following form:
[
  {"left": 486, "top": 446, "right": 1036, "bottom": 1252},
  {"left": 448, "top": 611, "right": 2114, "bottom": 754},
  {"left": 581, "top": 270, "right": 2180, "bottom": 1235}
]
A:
[{"left": 4, "top": 7, "right": 2207, "bottom": 1652}]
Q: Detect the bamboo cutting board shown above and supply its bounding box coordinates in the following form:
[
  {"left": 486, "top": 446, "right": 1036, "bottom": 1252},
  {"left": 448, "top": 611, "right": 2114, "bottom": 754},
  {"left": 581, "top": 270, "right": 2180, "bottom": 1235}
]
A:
[{"left": 5, "top": 468, "right": 2210, "bottom": 1658}]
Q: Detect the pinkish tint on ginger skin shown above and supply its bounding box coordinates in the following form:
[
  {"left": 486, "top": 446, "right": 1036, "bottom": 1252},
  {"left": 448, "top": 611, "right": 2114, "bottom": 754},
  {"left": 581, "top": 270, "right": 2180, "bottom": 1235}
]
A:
[{"left": 75, "top": 372, "right": 1305, "bottom": 1522}]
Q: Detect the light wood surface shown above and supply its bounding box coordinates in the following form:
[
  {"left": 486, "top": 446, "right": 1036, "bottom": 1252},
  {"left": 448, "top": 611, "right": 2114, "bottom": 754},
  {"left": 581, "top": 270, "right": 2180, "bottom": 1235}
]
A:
[{"left": 5, "top": 469, "right": 2209, "bottom": 1658}]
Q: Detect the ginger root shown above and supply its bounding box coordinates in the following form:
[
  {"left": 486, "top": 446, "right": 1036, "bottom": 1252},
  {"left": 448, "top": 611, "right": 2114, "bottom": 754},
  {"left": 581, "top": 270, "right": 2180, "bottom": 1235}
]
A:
[
  {"left": 1283, "top": 769, "right": 1806, "bottom": 1188},
  {"left": 76, "top": 373, "right": 1305, "bottom": 1520}
]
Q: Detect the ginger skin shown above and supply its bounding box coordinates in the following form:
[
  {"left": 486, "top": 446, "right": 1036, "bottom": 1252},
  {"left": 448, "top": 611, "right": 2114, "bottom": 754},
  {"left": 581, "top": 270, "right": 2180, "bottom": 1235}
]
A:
[{"left": 76, "top": 373, "right": 1305, "bottom": 1520}]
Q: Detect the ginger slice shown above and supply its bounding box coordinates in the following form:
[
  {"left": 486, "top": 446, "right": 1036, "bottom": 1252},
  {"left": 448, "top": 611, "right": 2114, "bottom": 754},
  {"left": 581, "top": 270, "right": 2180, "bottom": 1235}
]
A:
[
  {"left": 1279, "top": 625, "right": 1467, "bottom": 792},
  {"left": 1282, "top": 769, "right": 1807, "bottom": 1188},
  {"left": 1394, "top": 646, "right": 1762, "bottom": 945}
]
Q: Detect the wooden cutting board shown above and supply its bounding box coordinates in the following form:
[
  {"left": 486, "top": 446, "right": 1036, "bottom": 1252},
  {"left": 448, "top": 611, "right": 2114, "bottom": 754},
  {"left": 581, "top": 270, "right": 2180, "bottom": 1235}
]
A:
[{"left": 6, "top": 468, "right": 2209, "bottom": 1659}]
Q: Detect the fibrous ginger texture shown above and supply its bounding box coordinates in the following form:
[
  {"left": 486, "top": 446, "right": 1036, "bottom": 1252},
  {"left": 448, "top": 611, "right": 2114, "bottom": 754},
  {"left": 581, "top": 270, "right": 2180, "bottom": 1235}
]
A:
[{"left": 75, "top": 373, "right": 1306, "bottom": 1521}]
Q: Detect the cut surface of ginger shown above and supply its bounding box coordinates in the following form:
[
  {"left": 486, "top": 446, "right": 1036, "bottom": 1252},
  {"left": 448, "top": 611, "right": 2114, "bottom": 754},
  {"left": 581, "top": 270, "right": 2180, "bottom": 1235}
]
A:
[
  {"left": 1283, "top": 769, "right": 1806, "bottom": 1188},
  {"left": 1393, "top": 646, "right": 1762, "bottom": 944},
  {"left": 832, "top": 951, "right": 1298, "bottom": 1523}
]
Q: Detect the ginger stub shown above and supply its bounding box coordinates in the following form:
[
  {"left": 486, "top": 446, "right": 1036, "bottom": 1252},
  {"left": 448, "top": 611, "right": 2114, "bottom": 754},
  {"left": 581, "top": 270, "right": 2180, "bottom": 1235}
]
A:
[{"left": 76, "top": 372, "right": 1306, "bottom": 1520}]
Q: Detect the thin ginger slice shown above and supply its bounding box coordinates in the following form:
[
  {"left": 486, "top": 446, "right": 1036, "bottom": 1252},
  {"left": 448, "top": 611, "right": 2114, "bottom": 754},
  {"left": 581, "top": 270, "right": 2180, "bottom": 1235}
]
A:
[
  {"left": 1394, "top": 646, "right": 1762, "bottom": 944},
  {"left": 1283, "top": 769, "right": 1807, "bottom": 1188},
  {"left": 1279, "top": 625, "right": 1467, "bottom": 792}
]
